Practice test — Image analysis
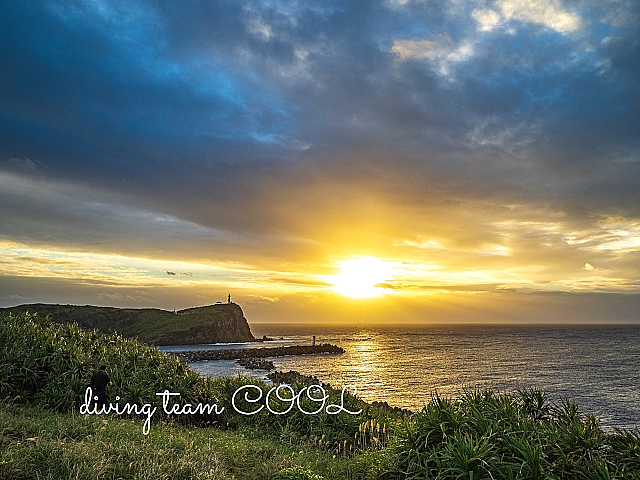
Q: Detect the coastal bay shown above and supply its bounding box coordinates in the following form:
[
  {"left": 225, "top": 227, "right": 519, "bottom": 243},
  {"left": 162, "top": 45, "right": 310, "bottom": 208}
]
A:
[{"left": 188, "top": 323, "right": 640, "bottom": 431}]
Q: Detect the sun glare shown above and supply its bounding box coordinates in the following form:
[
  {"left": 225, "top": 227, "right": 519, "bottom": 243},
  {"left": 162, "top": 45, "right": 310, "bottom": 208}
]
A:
[{"left": 326, "top": 257, "right": 394, "bottom": 298}]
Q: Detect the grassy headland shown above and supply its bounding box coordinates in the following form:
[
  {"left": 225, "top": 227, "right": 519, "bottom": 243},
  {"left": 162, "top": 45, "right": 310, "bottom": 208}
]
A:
[
  {"left": 0, "top": 303, "right": 255, "bottom": 344},
  {"left": 1, "top": 312, "right": 639, "bottom": 479}
]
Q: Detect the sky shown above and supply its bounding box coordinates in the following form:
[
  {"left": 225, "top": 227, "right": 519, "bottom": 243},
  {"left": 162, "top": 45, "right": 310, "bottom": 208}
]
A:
[{"left": 1, "top": 0, "right": 639, "bottom": 324}]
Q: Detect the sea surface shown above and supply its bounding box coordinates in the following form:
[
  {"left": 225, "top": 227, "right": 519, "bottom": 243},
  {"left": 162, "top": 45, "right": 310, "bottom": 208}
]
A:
[{"left": 161, "top": 324, "right": 640, "bottom": 430}]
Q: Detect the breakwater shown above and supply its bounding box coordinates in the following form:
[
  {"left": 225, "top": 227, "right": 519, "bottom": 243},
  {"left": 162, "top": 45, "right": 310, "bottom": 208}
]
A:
[{"left": 173, "top": 343, "right": 344, "bottom": 362}]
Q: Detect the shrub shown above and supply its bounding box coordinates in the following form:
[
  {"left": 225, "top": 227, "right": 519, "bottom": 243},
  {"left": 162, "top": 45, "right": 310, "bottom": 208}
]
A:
[
  {"left": 0, "top": 312, "right": 205, "bottom": 413},
  {"left": 392, "top": 388, "right": 640, "bottom": 479}
]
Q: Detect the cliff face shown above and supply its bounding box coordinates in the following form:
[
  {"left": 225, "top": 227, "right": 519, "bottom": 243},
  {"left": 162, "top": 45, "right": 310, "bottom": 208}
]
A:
[{"left": 151, "top": 303, "right": 255, "bottom": 345}]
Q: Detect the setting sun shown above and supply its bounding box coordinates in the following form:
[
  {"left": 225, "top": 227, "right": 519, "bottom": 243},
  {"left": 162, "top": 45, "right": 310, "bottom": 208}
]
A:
[{"left": 325, "top": 257, "right": 395, "bottom": 298}]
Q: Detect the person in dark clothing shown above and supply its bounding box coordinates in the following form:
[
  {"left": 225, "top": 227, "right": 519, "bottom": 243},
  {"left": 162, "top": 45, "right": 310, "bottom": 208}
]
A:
[{"left": 90, "top": 365, "right": 112, "bottom": 408}]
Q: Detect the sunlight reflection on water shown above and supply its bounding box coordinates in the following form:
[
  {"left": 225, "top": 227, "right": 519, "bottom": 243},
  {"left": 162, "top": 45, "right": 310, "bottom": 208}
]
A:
[{"left": 176, "top": 324, "right": 640, "bottom": 430}]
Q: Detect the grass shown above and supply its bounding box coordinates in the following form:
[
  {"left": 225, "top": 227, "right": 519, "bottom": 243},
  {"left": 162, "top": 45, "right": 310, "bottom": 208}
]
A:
[
  {"left": 0, "top": 400, "right": 387, "bottom": 480},
  {"left": 1, "top": 311, "right": 639, "bottom": 479}
]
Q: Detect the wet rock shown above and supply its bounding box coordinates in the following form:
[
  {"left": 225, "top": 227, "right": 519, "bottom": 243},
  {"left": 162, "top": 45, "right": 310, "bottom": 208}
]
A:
[{"left": 237, "top": 358, "right": 275, "bottom": 370}]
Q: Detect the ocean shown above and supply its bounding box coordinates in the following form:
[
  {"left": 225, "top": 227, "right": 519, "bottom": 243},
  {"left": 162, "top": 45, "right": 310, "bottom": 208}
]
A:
[{"left": 161, "top": 324, "right": 640, "bottom": 431}]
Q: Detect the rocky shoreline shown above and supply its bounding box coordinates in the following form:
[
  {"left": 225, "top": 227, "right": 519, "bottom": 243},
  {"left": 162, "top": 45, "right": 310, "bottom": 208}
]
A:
[
  {"left": 264, "top": 369, "right": 414, "bottom": 417},
  {"left": 172, "top": 343, "right": 345, "bottom": 362},
  {"left": 369, "top": 400, "right": 413, "bottom": 418},
  {"left": 174, "top": 343, "right": 413, "bottom": 417},
  {"left": 237, "top": 358, "right": 275, "bottom": 370}
]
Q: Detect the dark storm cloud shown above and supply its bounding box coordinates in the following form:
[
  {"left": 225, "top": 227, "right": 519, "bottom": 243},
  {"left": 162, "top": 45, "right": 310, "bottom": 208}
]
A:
[
  {"left": 1, "top": 0, "right": 639, "bottom": 262},
  {"left": 0, "top": 1, "right": 296, "bottom": 174}
]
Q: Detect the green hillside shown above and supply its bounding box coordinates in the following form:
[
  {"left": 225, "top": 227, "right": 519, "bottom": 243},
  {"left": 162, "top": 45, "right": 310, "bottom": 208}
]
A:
[{"left": 0, "top": 303, "right": 255, "bottom": 344}]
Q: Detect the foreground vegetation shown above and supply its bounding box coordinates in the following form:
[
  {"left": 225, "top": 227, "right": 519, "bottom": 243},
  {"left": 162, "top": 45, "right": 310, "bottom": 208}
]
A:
[
  {"left": 1, "top": 312, "right": 639, "bottom": 479},
  {"left": 394, "top": 390, "right": 640, "bottom": 479},
  {"left": 0, "top": 400, "right": 383, "bottom": 480}
]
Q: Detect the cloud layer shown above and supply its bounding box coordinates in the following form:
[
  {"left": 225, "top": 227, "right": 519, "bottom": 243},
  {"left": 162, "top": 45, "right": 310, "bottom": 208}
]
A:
[{"left": 1, "top": 0, "right": 639, "bottom": 321}]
